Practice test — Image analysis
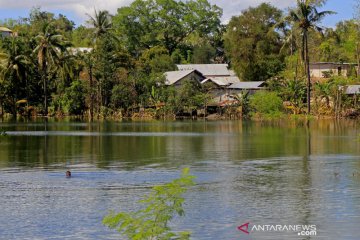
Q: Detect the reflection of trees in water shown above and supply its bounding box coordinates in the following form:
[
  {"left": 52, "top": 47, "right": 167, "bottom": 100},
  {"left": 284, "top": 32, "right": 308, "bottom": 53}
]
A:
[{"left": 0, "top": 120, "right": 359, "bottom": 170}]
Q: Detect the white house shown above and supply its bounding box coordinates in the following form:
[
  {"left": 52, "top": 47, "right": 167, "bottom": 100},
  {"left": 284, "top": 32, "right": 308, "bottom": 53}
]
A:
[{"left": 310, "top": 62, "right": 357, "bottom": 78}]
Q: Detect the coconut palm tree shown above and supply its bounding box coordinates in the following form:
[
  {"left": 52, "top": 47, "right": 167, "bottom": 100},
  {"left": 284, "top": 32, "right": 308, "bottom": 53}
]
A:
[
  {"left": 0, "top": 38, "right": 31, "bottom": 116},
  {"left": 33, "top": 22, "right": 70, "bottom": 115},
  {"left": 87, "top": 10, "right": 112, "bottom": 41},
  {"left": 286, "top": 0, "right": 334, "bottom": 114}
]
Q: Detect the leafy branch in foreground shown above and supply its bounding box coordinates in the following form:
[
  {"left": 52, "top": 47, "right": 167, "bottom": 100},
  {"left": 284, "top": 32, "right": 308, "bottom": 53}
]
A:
[
  {"left": 103, "top": 168, "right": 195, "bottom": 240},
  {"left": 0, "top": 129, "right": 7, "bottom": 136}
]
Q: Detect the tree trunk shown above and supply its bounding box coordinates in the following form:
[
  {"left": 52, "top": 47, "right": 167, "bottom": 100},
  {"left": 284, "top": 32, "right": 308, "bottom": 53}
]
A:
[
  {"left": 357, "top": 42, "right": 360, "bottom": 79},
  {"left": 89, "top": 66, "right": 94, "bottom": 121},
  {"left": 43, "top": 65, "right": 48, "bottom": 116},
  {"left": 305, "top": 31, "right": 311, "bottom": 114}
]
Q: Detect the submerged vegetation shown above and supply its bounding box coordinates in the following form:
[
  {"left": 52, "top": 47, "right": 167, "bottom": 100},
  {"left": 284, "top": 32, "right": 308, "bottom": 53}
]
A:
[{"left": 0, "top": 0, "right": 359, "bottom": 120}]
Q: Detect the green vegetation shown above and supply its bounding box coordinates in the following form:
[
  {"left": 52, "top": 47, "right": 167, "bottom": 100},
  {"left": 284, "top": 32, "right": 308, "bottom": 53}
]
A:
[
  {"left": 103, "top": 168, "right": 195, "bottom": 240},
  {"left": 0, "top": 129, "right": 7, "bottom": 136},
  {"left": 249, "top": 91, "right": 283, "bottom": 118},
  {"left": 0, "top": 1, "right": 359, "bottom": 120}
]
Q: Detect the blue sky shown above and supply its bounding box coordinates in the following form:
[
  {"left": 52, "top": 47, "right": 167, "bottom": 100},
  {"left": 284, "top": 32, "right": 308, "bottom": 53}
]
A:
[{"left": 0, "top": 0, "right": 356, "bottom": 28}]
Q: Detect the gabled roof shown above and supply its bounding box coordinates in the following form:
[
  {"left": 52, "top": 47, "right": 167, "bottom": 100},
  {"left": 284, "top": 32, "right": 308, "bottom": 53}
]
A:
[
  {"left": 201, "top": 78, "right": 221, "bottom": 86},
  {"left": 345, "top": 85, "right": 360, "bottom": 95},
  {"left": 0, "top": 27, "right": 12, "bottom": 32},
  {"left": 227, "top": 81, "right": 265, "bottom": 89},
  {"left": 176, "top": 64, "right": 230, "bottom": 76},
  {"left": 164, "top": 70, "right": 204, "bottom": 85}
]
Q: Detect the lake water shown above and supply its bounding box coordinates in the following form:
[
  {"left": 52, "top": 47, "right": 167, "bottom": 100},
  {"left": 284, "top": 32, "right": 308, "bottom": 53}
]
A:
[{"left": 0, "top": 119, "right": 359, "bottom": 239}]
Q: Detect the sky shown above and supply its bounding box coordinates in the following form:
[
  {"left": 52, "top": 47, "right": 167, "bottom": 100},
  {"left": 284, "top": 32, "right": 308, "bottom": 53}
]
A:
[{"left": 0, "top": 0, "right": 356, "bottom": 28}]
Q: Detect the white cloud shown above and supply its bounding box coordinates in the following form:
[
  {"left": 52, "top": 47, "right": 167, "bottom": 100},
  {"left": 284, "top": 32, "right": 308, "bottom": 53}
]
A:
[{"left": 0, "top": 0, "right": 296, "bottom": 23}]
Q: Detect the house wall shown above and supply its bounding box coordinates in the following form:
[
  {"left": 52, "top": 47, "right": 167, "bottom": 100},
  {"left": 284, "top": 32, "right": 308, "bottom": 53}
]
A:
[
  {"left": 0, "top": 31, "right": 12, "bottom": 37},
  {"left": 209, "top": 88, "right": 262, "bottom": 104},
  {"left": 310, "top": 64, "right": 353, "bottom": 78},
  {"left": 172, "top": 72, "right": 204, "bottom": 88}
]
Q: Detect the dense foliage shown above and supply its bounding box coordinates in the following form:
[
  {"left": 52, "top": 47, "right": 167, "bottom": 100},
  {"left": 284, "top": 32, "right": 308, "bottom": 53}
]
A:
[{"left": 0, "top": 1, "right": 359, "bottom": 119}]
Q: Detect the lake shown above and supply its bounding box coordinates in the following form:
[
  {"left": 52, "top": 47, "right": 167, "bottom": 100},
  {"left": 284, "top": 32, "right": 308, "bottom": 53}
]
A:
[{"left": 0, "top": 119, "right": 359, "bottom": 239}]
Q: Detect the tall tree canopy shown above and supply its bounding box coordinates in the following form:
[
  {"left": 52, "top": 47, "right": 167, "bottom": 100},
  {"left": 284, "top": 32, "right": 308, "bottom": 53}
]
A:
[
  {"left": 224, "top": 3, "right": 284, "bottom": 81},
  {"left": 112, "top": 0, "right": 222, "bottom": 56}
]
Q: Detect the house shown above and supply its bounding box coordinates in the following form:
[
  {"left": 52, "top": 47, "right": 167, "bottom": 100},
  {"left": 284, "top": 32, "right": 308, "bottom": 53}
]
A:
[
  {"left": 164, "top": 69, "right": 205, "bottom": 87},
  {"left": 164, "top": 64, "right": 266, "bottom": 105},
  {"left": 310, "top": 62, "right": 357, "bottom": 78},
  {"left": 69, "top": 47, "right": 93, "bottom": 55},
  {"left": 343, "top": 85, "right": 360, "bottom": 95},
  {"left": 0, "top": 27, "right": 13, "bottom": 37}
]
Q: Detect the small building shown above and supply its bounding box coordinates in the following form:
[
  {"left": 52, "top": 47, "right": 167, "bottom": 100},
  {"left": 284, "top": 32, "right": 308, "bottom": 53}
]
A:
[
  {"left": 0, "top": 27, "right": 13, "bottom": 37},
  {"left": 343, "top": 85, "right": 360, "bottom": 95},
  {"left": 164, "top": 64, "right": 266, "bottom": 105},
  {"left": 310, "top": 62, "right": 357, "bottom": 78},
  {"left": 68, "top": 47, "right": 93, "bottom": 55},
  {"left": 164, "top": 69, "right": 205, "bottom": 87}
]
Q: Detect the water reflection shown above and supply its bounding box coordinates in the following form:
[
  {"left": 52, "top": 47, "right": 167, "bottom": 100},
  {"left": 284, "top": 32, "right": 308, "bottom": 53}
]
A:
[{"left": 0, "top": 119, "right": 359, "bottom": 239}]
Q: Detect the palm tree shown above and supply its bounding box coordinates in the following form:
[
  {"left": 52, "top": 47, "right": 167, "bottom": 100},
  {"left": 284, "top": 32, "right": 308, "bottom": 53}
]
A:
[
  {"left": 286, "top": 0, "right": 334, "bottom": 114},
  {"left": 33, "top": 22, "right": 70, "bottom": 115},
  {"left": 0, "top": 38, "right": 31, "bottom": 116},
  {"left": 87, "top": 10, "right": 112, "bottom": 41}
]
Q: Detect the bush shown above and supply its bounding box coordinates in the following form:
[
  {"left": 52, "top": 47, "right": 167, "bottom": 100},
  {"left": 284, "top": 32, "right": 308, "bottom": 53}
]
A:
[
  {"left": 249, "top": 91, "right": 283, "bottom": 115},
  {"left": 61, "top": 80, "right": 86, "bottom": 115}
]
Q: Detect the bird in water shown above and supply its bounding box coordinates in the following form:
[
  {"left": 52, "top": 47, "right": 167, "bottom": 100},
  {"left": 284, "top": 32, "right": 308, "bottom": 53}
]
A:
[{"left": 66, "top": 170, "right": 71, "bottom": 178}]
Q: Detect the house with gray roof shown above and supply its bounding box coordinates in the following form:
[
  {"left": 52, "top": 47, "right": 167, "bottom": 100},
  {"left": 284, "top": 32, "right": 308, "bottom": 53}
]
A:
[
  {"left": 0, "top": 27, "right": 13, "bottom": 37},
  {"left": 176, "top": 64, "right": 232, "bottom": 77},
  {"left": 164, "top": 64, "right": 266, "bottom": 105},
  {"left": 343, "top": 85, "right": 360, "bottom": 95},
  {"left": 310, "top": 62, "right": 357, "bottom": 78},
  {"left": 164, "top": 69, "right": 205, "bottom": 87}
]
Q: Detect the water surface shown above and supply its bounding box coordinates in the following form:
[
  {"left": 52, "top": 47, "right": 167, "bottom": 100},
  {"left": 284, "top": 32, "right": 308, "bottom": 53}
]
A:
[{"left": 0, "top": 119, "right": 359, "bottom": 239}]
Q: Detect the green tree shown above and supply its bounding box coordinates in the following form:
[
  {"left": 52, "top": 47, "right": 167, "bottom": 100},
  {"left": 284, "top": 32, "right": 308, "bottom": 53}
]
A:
[
  {"left": 33, "top": 22, "right": 70, "bottom": 115},
  {"left": 113, "top": 0, "right": 222, "bottom": 55},
  {"left": 0, "top": 37, "right": 31, "bottom": 115},
  {"left": 224, "top": 3, "right": 284, "bottom": 81},
  {"left": 286, "top": 0, "right": 334, "bottom": 114},
  {"left": 61, "top": 80, "right": 86, "bottom": 115},
  {"left": 87, "top": 10, "right": 112, "bottom": 41},
  {"left": 103, "top": 168, "right": 195, "bottom": 240}
]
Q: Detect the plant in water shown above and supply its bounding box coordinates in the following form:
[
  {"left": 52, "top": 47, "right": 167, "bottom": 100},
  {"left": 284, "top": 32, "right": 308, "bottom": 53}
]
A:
[{"left": 103, "top": 168, "right": 196, "bottom": 240}]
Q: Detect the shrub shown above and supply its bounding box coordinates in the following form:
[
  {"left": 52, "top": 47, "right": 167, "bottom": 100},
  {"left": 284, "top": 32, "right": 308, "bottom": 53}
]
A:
[
  {"left": 61, "top": 80, "right": 86, "bottom": 115},
  {"left": 249, "top": 91, "right": 283, "bottom": 115}
]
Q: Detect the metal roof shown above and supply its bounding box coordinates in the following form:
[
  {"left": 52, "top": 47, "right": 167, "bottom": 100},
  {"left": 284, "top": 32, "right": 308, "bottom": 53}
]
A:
[
  {"left": 310, "top": 62, "right": 357, "bottom": 65},
  {"left": 227, "top": 81, "right": 265, "bottom": 89},
  {"left": 210, "top": 76, "right": 241, "bottom": 86},
  {"left": 0, "top": 27, "right": 12, "bottom": 32},
  {"left": 345, "top": 85, "right": 360, "bottom": 95},
  {"left": 165, "top": 70, "right": 200, "bottom": 85},
  {"left": 176, "top": 64, "right": 230, "bottom": 76}
]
